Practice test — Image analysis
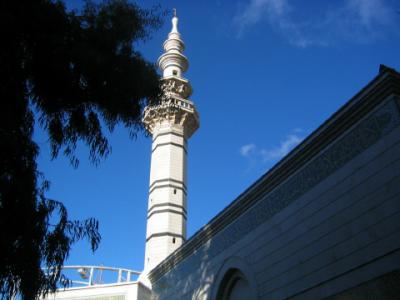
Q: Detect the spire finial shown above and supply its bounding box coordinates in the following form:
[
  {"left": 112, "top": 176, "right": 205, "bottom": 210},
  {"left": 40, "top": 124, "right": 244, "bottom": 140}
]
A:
[
  {"left": 171, "top": 8, "right": 179, "bottom": 34},
  {"left": 158, "top": 7, "right": 188, "bottom": 77}
]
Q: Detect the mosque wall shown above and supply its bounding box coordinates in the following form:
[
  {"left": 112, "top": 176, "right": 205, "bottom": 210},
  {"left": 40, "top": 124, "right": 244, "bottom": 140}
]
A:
[{"left": 149, "top": 70, "right": 400, "bottom": 299}]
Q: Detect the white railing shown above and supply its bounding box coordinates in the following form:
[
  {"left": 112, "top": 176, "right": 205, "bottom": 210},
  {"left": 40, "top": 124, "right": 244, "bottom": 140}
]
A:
[
  {"left": 49, "top": 265, "right": 141, "bottom": 288},
  {"left": 144, "top": 97, "right": 194, "bottom": 113},
  {"left": 172, "top": 98, "right": 193, "bottom": 110}
]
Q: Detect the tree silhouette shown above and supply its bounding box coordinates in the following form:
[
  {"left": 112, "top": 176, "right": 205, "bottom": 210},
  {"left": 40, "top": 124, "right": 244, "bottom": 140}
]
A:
[{"left": 0, "top": 0, "right": 163, "bottom": 299}]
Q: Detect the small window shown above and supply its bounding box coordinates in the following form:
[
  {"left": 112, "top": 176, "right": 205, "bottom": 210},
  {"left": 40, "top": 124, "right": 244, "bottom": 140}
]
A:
[
  {"left": 172, "top": 70, "right": 178, "bottom": 75},
  {"left": 174, "top": 189, "right": 177, "bottom": 194},
  {"left": 172, "top": 237, "right": 176, "bottom": 244}
]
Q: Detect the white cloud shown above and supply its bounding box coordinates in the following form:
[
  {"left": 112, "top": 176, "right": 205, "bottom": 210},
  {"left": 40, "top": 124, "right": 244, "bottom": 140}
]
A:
[
  {"left": 334, "top": 0, "right": 396, "bottom": 42},
  {"left": 234, "top": 0, "right": 292, "bottom": 38},
  {"left": 260, "top": 133, "right": 302, "bottom": 161},
  {"left": 239, "top": 129, "right": 304, "bottom": 167},
  {"left": 293, "top": 127, "right": 303, "bottom": 133},
  {"left": 235, "top": 0, "right": 289, "bottom": 27},
  {"left": 234, "top": 0, "right": 397, "bottom": 47},
  {"left": 346, "top": 0, "right": 392, "bottom": 28},
  {"left": 239, "top": 143, "right": 256, "bottom": 157}
]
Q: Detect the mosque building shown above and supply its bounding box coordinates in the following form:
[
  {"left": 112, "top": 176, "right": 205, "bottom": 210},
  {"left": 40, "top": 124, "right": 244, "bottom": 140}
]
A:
[{"left": 47, "top": 11, "right": 400, "bottom": 300}]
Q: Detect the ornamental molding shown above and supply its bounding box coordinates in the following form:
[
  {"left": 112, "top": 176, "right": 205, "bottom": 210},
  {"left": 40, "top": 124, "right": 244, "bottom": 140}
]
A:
[
  {"left": 143, "top": 77, "right": 198, "bottom": 138},
  {"left": 143, "top": 97, "right": 199, "bottom": 138},
  {"left": 161, "top": 77, "right": 192, "bottom": 99},
  {"left": 157, "top": 52, "right": 189, "bottom": 73}
]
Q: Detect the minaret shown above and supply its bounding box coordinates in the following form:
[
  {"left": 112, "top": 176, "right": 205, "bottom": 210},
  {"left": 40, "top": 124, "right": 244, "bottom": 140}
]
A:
[{"left": 142, "top": 10, "right": 199, "bottom": 272}]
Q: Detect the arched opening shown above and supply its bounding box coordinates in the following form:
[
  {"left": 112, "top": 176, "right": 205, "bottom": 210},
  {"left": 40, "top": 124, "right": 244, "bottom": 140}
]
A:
[{"left": 216, "top": 269, "right": 252, "bottom": 300}]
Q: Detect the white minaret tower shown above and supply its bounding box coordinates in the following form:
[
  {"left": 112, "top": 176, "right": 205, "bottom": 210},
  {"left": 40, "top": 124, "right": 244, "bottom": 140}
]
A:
[{"left": 142, "top": 10, "right": 199, "bottom": 272}]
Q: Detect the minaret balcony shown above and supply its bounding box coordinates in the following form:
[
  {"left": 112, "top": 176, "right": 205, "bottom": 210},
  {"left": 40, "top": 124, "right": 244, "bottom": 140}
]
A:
[{"left": 142, "top": 98, "right": 199, "bottom": 138}]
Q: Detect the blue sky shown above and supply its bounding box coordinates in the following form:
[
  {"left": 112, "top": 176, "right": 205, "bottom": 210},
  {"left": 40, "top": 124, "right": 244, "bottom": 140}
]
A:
[{"left": 35, "top": 0, "right": 400, "bottom": 274}]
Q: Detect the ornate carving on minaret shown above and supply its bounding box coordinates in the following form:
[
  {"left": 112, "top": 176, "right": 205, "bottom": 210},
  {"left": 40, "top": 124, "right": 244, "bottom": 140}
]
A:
[
  {"left": 143, "top": 10, "right": 199, "bottom": 139},
  {"left": 142, "top": 10, "right": 199, "bottom": 273}
]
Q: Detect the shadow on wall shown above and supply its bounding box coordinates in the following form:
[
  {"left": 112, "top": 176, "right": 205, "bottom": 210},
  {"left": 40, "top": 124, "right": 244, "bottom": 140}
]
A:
[{"left": 152, "top": 233, "right": 259, "bottom": 299}]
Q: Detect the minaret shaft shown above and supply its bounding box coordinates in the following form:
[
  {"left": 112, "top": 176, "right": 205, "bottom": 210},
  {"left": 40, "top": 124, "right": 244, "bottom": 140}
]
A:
[{"left": 144, "top": 124, "right": 187, "bottom": 270}]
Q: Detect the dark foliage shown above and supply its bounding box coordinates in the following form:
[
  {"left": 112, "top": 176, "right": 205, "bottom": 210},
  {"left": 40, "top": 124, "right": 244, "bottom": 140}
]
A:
[{"left": 0, "top": 0, "right": 163, "bottom": 299}]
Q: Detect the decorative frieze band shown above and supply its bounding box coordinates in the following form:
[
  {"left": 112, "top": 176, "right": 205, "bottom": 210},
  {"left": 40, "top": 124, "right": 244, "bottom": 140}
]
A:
[
  {"left": 149, "top": 184, "right": 187, "bottom": 196},
  {"left": 149, "top": 178, "right": 187, "bottom": 191},
  {"left": 146, "top": 232, "right": 186, "bottom": 242},
  {"left": 153, "top": 132, "right": 187, "bottom": 144},
  {"left": 148, "top": 203, "right": 187, "bottom": 215},
  {"left": 152, "top": 142, "right": 187, "bottom": 154},
  {"left": 147, "top": 209, "right": 187, "bottom": 220}
]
